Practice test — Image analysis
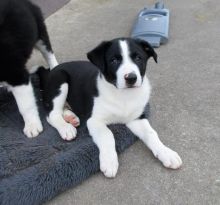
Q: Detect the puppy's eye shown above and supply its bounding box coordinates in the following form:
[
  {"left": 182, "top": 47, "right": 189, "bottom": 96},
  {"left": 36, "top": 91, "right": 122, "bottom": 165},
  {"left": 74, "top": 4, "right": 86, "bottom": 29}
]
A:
[
  {"left": 110, "top": 57, "right": 121, "bottom": 65},
  {"left": 134, "top": 54, "right": 142, "bottom": 62}
]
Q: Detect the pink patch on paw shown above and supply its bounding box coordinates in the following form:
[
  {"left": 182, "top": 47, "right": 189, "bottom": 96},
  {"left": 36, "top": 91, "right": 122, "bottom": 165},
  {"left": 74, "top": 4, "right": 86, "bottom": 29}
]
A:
[{"left": 64, "top": 115, "right": 80, "bottom": 127}]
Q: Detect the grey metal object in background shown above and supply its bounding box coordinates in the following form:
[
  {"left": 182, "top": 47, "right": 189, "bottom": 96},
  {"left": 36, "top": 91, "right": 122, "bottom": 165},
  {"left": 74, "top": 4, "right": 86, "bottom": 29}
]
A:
[{"left": 131, "top": 2, "right": 169, "bottom": 47}]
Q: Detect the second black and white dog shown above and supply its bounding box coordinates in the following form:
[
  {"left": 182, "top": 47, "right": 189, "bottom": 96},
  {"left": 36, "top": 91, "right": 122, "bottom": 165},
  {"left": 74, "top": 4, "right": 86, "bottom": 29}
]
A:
[
  {"left": 42, "top": 38, "right": 182, "bottom": 178},
  {"left": 0, "top": 0, "right": 58, "bottom": 138}
]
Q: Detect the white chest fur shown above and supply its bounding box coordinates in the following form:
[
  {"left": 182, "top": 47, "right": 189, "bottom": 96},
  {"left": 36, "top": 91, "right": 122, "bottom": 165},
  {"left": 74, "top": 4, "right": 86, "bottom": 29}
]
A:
[{"left": 91, "top": 75, "right": 151, "bottom": 124}]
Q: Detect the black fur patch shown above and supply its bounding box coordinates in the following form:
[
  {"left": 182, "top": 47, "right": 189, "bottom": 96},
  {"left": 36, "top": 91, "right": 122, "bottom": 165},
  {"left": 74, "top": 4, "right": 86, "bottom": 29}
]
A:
[{"left": 0, "top": 0, "right": 52, "bottom": 86}]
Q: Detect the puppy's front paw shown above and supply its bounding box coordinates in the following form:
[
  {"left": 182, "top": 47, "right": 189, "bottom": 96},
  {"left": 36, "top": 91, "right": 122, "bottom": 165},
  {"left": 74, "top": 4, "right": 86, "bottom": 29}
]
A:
[
  {"left": 155, "top": 146, "right": 182, "bottom": 169},
  {"left": 100, "top": 151, "right": 119, "bottom": 178},
  {"left": 58, "top": 123, "right": 77, "bottom": 141},
  {"left": 23, "top": 120, "right": 43, "bottom": 138}
]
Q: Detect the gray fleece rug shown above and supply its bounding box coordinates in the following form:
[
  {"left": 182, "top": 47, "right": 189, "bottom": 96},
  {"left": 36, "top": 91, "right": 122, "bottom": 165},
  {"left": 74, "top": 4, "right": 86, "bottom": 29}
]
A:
[{"left": 0, "top": 75, "right": 150, "bottom": 205}]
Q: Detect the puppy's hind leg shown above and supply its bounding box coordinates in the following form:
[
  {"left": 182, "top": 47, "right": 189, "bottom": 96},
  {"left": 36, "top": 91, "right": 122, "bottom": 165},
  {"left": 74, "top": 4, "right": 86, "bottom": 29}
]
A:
[
  {"left": 46, "top": 83, "right": 77, "bottom": 141},
  {"left": 33, "top": 5, "right": 58, "bottom": 69},
  {"left": 63, "top": 102, "right": 80, "bottom": 127},
  {"left": 36, "top": 39, "right": 58, "bottom": 70}
]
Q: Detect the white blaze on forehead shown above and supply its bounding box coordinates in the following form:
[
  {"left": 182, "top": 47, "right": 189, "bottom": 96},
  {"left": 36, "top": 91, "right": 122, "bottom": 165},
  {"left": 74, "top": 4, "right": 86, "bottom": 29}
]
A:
[
  {"left": 119, "top": 40, "right": 131, "bottom": 63},
  {"left": 116, "top": 40, "right": 142, "bottom": 89}
]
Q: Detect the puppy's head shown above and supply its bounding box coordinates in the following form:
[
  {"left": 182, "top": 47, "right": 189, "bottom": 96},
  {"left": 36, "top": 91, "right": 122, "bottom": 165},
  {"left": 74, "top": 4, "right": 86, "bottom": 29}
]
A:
[{"left": 87, "top": 38, "right": 157, "bottom": 89}]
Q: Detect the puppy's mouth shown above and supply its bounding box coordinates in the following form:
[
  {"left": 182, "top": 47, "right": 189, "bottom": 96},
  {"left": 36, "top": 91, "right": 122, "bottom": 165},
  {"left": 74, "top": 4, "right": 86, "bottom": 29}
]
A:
[
  {"left": 116, "top": 84, "right": 141, "bottom": 89},
  {"left": 115, "top": 79, "right": 143, "bottom": 89},
  {"left": 125, "top": 80, "right": 143, "bottom": 89},
  {"left": 126, "top": 84, "right": 140, "bottom": 89}
]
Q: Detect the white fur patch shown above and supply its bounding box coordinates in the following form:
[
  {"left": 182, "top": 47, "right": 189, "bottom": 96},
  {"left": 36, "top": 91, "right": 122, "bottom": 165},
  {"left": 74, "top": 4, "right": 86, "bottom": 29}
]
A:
[
  {"left": 47, "top": 83, "right": 77, "bottom": 141},
  {"left": 116, "top": 40, "right": 142, "bottom": 89},
  {"left": 92, "top": 74, "right": 151, "bottom": 124},
  {"left": 35, "top": 40, "right": 58, "bottom": 69},
  {"left": 9, "top": 82, "right": 43, "bottom": 138}
]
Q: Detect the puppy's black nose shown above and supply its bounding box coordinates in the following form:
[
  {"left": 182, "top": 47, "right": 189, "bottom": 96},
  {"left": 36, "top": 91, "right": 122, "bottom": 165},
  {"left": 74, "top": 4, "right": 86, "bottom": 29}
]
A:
[{"left": 124, "top": 72, "right": 137, "bottom": 85}]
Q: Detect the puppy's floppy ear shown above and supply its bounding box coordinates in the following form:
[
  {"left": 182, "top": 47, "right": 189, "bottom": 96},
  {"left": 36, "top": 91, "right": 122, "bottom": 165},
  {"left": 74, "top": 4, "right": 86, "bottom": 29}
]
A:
[
  {"left": 135, "top": 39, "right": 158, "bottom": 63},
  {"left": 87, "top": 41, "right": 110, "bottom": 71}
]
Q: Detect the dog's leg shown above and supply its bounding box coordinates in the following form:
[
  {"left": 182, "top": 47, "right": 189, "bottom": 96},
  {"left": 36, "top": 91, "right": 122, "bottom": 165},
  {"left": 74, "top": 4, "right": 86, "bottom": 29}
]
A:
[
  {"left": 35, "top": 40, "right": 58, "bottom": 70},
  {"left": 47, "top": 83, "right": 77, "bottom": 141},
  {"left": 87, "top": 118, "right": 119, "bottom": 178},
  {"left": 126, "top": 119, "right": 182, "bottom": 169},
  {"left": 10, "top": 82, "right": 43, "bottom": 138},
  {"left": 32, "top": 5, "right": 58, "bottom": 70}
]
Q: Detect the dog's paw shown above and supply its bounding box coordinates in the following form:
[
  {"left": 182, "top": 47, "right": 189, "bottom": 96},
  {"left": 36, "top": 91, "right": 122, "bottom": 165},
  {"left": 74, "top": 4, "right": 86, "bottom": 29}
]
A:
[
  {"left": 58, "top": 123, "right": 77, "bottom": 141},
  {"left": 63, "top": 109, "right": 80, "bottom": 127},
  {"left": 100, "top": 151, "right": 119, "bottom": 178},
  {"left": 23, "top": 120, "right": 43, "bottom": 138},
  {"left": 155, "top": 146, "right": 182, "bottom": 169}
]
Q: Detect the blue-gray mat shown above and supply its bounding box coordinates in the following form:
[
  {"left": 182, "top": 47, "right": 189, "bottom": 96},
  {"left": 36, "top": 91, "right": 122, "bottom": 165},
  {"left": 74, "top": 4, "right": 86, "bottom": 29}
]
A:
[{"left": 0, "top": 75, "right": 150, "bottom": 205}]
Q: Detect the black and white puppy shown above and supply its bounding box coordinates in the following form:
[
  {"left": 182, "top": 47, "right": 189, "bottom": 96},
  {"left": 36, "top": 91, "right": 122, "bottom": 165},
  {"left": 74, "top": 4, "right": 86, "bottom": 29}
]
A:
[
  {"left": 43, "top": 38, "right": 182, "bottom": 178},
  {"left": 0, "top": 0, "right": 58, "bottom": 137}
]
